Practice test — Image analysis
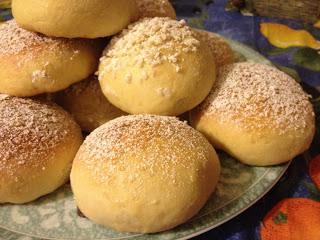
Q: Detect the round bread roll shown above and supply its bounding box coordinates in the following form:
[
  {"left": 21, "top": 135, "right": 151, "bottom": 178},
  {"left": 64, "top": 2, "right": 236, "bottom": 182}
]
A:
[
  {"left": 55, "top": 76, "right": 126, "bottom": 132},
  {"left": 12, "top": 0, "right": 138, "bottom": 38},
  {"left": 133, "top": 0, "right": 176, "bottom": 20},
  {"left": 71, "top": 115, "right": 220, "bottom": 233},
  {"left": 0, "top": 20, "right": 101, "bottom": 97},
  {"left": 0, "top": 95, "right": 82, "bottom": 204},
  {"left": 190, "top": 62, "right": 315, "bottom": 166},
  {"left": 99, "top": 18, "right": 216, "bottom": 116},
  {"left": 195, "top": 29, "right": 234, "bottom": 69}
]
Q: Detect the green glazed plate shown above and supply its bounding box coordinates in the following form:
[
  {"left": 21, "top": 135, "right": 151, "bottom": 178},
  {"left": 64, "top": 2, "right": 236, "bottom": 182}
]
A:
[{"left": 0, "top": 39, "right": 289, "bottom": 240}]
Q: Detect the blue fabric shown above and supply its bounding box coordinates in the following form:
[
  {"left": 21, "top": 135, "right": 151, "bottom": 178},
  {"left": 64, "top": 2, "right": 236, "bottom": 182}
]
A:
[{"left": 174, "top": 0, "right": 320, "bottom": 88}]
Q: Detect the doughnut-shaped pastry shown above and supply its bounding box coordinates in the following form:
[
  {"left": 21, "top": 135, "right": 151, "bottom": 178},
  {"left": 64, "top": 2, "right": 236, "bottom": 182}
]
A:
[
  {"left": 71, "top": 115, "right": 220, "bottom": 233},
  {"left": 0, "top": 20, "right": 101, "bottom": 97},
  {"left": 55, "top": 76, "right": 126, "bottom": 133},
  {"left": 12, "top": 0, "right": 138, "bottom": 38},
  {"left": 133, "top": 0, "right": 176, "bottom": 20},
  {"left": 195, "top": 29, "right": 234, "bottom": 69},
  {"left": 190, "top": 62, "right": 315, "bottom": 166},
  {"left": 99, "top": 17, "right": 216, "bottom": 116},
  {"left": 0, "top": 95, "right": 82, "bottom": 204}
]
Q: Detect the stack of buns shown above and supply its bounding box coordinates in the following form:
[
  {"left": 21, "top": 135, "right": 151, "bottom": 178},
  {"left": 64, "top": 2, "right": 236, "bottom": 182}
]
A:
[{"left": 0, "top": 0, "right": 315, "bottom": 234}]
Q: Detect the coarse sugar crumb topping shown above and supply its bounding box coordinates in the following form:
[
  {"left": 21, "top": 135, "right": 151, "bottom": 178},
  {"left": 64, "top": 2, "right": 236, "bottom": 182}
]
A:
[{"left": 99, "top": 17, "right": 200, "bottom": 80}]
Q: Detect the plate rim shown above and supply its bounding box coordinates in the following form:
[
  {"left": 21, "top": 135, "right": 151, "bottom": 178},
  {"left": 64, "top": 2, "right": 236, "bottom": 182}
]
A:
[
  {"left": 176, "top": 162, "right": 290, "bottom": 240},
  {"left": 0, "top": 162, "right": 290, "bottom": 240}
]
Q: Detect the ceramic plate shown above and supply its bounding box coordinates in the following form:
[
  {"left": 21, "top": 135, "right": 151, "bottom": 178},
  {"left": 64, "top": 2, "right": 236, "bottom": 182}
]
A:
[{"left": 0, "top": 39, "right": 289, "bottom": 240}]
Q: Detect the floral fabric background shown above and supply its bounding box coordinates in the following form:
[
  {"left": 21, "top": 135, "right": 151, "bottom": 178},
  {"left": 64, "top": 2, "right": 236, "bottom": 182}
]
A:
[{"left": 1, "top": 0, "right": 320, "bottom": 239}]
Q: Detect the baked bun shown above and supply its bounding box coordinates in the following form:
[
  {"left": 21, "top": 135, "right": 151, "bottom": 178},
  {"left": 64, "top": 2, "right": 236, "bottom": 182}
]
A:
[
  {"left": 0, "top": 95, "right": 82, "bottom": 204},
  {"left": 133, "top": 0, "right": 176, "bottom": 20},
  {"left": 0, "top": 20, "right": 101, "bottom": 97},
  {"left": 99, "top": 18, "right": 216, "bottom": 116},
  {"left": 12, "top": 0, "right": 138, "bottom": 38},
  {"left": 55, "top": 76, "right": 126, "bottom": 133},
  {"left": 71, "top": 115, "right": 220, "bottom": 233},
  {"left": 195, "top": 29, "right": 234, "bottom": 69},
  {"left": 190, "top": 62, "right": 315, "bottom": 166}
]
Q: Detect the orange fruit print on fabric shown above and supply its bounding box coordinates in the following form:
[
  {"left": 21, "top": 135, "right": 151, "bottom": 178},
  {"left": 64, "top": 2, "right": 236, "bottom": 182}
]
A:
[
  {"left": 260, "top": 198, "right": 320, "bottom": 240},
  {"left": 309, "top": 155, "right": 320, "bottom": 189}
]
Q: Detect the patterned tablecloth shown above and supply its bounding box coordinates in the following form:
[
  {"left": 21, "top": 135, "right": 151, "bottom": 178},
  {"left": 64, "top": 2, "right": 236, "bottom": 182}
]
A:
[{"left": 1, "top": 0, "right": 320, "bottom": 239}]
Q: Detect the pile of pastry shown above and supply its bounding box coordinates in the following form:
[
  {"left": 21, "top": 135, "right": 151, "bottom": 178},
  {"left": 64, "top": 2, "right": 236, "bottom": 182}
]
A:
[{"left": 0, "top": 0, "right": 315, "bottom": 234}]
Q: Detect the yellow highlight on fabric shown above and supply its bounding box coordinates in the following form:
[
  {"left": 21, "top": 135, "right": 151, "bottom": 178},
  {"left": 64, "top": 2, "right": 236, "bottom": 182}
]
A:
[
  {"left": 260, "top": 23, "right": 320, "bottom": 50},
  {"left": 314, "top": 20, "right": 320, "bottom": 28}
]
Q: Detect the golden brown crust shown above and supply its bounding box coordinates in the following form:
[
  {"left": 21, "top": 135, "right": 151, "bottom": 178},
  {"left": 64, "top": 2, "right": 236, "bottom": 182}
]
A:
[
  {"left": 0, "top": 96, "right": 83, "bottom": 203},
  {"left": 195, "top": 29, "right": 234, "bottom": 68},
  {"left": 190, "top": 62, "right": 315, "bottom": 166},
  {"left": 0, "top": 20, "right": 102, "bottom": 97},
  {"left": 55, "top": 76, "right": 126, "bottom": 132},
  {"left": 0, "top": 97, "right": 81, "bottom": 179},
  {"left": 196, "top": 62, "right": 314, "bottom": 134},
  {"left": 12, "top": 0, "right": 138, "bottom": 38},
  {"left": 77, "top": 115, "right": 214, "bottom": 179},
  {"left": 71, "top": 115, "right": 220, "bottom": 233},
  {"left": 134, "top": 0, "right": 176, "bottom": 20},
  {"left": 99, "top": 17, "right": 216, "bottom": 116},
  {"left": 0, "top": 20, "right": 97, "bottom": 57}
]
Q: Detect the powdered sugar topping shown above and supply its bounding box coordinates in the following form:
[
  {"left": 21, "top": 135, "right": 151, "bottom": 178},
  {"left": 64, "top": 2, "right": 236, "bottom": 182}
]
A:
[
  {"left": 198, "top": 62, "right": 314, "bottom": 134},
  {"left": 76, "top": 115, "right": 213, "bottom": 184},
  {"left": 0, "top": 20, "right": 60, "bottom": 56},
  {"left": 0, "top": 97, "right": 79, "bottom": 177}
]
